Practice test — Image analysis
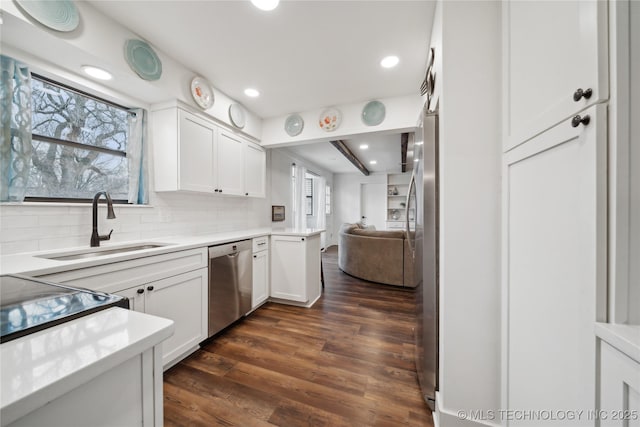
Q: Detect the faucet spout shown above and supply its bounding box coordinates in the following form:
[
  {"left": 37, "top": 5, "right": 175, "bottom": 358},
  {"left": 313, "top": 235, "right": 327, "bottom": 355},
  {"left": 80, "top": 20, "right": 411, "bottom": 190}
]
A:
[{"left": 91, "top": 191, "right": 116, "bottom": 247}]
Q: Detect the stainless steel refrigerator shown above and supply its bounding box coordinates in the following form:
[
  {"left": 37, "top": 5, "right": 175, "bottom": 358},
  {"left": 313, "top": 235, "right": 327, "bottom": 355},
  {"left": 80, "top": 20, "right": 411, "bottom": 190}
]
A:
[{"left": 406, "top": 108, "right": 439, "bottom": 411}]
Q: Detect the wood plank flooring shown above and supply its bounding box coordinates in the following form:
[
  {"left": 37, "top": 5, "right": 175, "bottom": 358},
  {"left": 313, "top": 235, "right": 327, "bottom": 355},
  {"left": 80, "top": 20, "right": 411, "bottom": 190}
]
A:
[{"left": 163, "top": 245, "right": 434, "bottom": 426}]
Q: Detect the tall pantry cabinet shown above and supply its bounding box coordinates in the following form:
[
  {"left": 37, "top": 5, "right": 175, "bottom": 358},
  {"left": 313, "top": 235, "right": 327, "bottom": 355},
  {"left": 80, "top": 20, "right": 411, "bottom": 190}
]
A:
[{"left": 501, "top": 1, "right": 609, "bottom": 424}]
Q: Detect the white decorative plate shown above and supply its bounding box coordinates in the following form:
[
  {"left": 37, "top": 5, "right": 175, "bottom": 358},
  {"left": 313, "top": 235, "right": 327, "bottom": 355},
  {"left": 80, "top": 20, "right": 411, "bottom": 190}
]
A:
[
  {"left": 229, "top": 104, "right": 246, "bottom": 129},
  {"left": 124, "top": 39, "right": 162, "bottom": 81},
  {"left": 16, "top": 0, "right": 79, "bottom": 32},
  {"left": 361, "top": 100, "right": 386, "bottom": 126},
  {"left": 318, "top": 108, "right": 342, "bottom": 132},
  {"left": 190, "top": 76, "right": 214, "bottom": 110},
  {"left": 284, "top": 113, "right": 304, "bottom": 137}
]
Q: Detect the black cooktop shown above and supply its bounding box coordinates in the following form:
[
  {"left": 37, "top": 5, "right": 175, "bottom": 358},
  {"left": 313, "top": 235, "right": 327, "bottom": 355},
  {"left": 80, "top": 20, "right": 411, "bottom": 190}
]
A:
[{"left": 0, "top": 274, "right": 129, "bottom": 343}]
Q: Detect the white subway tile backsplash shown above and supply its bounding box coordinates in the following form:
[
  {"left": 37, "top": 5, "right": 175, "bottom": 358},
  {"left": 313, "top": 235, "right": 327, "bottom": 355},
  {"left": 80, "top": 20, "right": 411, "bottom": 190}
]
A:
[{"left": 0, "top": 192, "right": 270, "bottom": 255}]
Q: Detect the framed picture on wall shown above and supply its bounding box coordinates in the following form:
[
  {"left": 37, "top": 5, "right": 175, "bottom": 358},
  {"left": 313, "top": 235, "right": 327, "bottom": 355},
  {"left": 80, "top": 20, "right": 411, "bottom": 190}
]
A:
[{"left": 272, "top": 205, "right": 285, "bottom": 222}]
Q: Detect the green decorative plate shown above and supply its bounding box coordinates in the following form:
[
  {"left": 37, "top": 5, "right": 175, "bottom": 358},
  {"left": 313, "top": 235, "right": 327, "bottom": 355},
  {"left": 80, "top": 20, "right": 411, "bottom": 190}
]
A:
[
  {"left": 16, "top": 0, "right": 79, "bottom": 32},
  {"left": 124, "top": 39, "right": 162, "bottom": 81},
  {"left": 361, "top": 100, "right": 386, "bottom": 126},
  {"left": 284, "top": 113, "right": 304, "bottom": 137}
]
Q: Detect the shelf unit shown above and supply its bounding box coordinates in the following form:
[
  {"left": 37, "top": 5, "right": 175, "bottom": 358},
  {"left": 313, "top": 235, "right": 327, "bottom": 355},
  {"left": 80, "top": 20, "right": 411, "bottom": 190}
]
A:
[{"left": 386, "top": 173, "right": 413, "bottom": 229}]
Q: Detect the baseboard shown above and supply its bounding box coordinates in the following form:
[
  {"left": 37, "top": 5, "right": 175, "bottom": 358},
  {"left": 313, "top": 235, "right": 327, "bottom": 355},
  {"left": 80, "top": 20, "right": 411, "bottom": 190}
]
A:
[{"left": 436, "top": 392, "right": 501, "bottom": 427}]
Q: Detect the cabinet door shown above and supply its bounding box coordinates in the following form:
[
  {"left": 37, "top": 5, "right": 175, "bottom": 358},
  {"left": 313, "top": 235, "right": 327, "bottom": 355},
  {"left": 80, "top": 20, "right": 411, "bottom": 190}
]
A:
[
  {"left": 216, "top": 129, "right": 245, "bottom": 196},
  {"left": 252, "top": 250, "right": 269, "bottom": 308},
  {"left": 503, "top": 1, "right": 608, "bottom": 150},
  {"left": 503, "top": 105, "right": 606, "bottom": 424},
  {"left": 115, "top": 286, "right": 146, "bottom": 313},
  {"left": 178, "top": 110, "right": 215, "bottom": 192},
  {"left": 244, "top": 142, "right": 266, "bottom": 198},
  {"left": 270, "top": 235, "right": 307, "bottom": 302},
  {"left": 599, "top": 341, "right": 640, "bottom": 427},
  {"left": 144, "top": 268, "right": 208, "bottom": 367}
]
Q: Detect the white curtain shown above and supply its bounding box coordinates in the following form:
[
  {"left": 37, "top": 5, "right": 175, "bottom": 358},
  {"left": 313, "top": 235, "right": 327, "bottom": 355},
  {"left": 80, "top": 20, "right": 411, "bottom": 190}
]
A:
[
  {"left": 127, "top": 108, "right": 148, "bottom": 204},
  {"left": 293, "top": 163, "right": 307, "bottom": 230}
]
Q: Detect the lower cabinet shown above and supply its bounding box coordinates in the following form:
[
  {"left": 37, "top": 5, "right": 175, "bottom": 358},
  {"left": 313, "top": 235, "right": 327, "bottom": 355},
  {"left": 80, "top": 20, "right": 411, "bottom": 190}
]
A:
[
  {"left": 252, "top": 249, "right": 269, "bottom": 309},
  {"left": 270, "top": 233, "right": 321, "bottom": 306},
  {"left": 599, "top": 340, "right": 640, "bottom": 427},
  {"left": 119, "top": 268, "right": 208, "bottom": 368}
]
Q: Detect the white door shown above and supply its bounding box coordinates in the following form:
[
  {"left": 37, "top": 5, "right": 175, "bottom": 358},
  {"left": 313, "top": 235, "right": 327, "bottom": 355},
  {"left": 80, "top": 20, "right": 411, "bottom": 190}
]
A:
[
  {"left": 503, "top": 1, "right": 608, "bottom": 150},
  {"left": 270, "top": 235, "right": 306, "bottom": 302},
  {"left": 144, "top": 268, "right": 208, "bottom": 367},
  {"left": 178, "top": 110, "right": 215, "bottom": 192},
  {"left": 503, "top": 104, "right": 606, "bottom": 425},
  {"left": 216, "top": 129, "right": 245, "bottom": 195},
  {"left": 360, "top": 183, "right": 386, "bottom": 229}
]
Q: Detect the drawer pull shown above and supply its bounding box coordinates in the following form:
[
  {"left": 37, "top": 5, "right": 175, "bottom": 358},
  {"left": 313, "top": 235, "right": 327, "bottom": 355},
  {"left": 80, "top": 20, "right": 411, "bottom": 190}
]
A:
[
  {"left": 136, "top": 288, "right": 144, "bottom": 294},
  {"left": 573, "top": 88, "right": 592, "bottom": 102},
  {"left": 571, "top": 114, "right": 590, "bottom": 128},
  {"left": 147, "top": 285, "right": 154, "bottom": 291}
]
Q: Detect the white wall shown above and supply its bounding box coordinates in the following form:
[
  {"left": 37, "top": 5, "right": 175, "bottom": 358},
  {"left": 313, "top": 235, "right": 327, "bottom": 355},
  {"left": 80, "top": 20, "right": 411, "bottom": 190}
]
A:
[
  {"left": 0, "top": 2, "right": 271, "bottom": 255},
  {"left": 333, "top": 172, "right": 388, "bottom": 232},
  {"left": 261, "top": 94, "right": 423, "bottom": 146},
  {"left": 434, "top": 2, "right": 502, "bottom": 426},
  {"left": 269, "top": 148, "right": 334, "bottom": 242}
]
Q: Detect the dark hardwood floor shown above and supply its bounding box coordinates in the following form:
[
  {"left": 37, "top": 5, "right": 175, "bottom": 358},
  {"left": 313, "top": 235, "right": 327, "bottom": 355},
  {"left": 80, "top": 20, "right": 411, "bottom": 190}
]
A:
[{"left": 163, "top": 245, "right": 434, "bottom": 426}]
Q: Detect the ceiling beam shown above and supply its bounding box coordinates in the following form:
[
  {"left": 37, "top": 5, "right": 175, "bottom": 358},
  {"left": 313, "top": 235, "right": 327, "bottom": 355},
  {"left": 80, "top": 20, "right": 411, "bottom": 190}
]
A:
[
  {"left": 329, "top": 140, "right": 370, "bottom": 176},
  {"left": 400, "top": 132, "right": 409, "bottom": 173}
]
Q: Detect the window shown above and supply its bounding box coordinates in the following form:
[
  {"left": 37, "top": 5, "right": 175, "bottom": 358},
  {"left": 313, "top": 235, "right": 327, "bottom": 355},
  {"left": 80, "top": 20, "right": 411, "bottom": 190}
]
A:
[
  {"left": 305, "top": 177, "right": 313, "bottom": 216},
  {"left": 325, "top": 185, "right": 331, "bottom": 215},
  {"left": 26, "top": 75, "right": 130, "bottom": 201}
]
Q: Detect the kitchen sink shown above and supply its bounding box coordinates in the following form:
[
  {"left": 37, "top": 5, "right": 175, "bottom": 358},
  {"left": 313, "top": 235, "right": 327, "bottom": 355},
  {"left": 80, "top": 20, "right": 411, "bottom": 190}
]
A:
[{"left": 37, "top": 243, "right": 173, "bottom": 261}]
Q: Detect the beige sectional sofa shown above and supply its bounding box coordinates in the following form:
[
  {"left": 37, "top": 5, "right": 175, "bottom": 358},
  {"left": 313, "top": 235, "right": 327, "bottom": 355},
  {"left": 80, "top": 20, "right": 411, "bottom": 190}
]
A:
[{"left": 338, "top": 223, "right": 416, "bottom": 287}]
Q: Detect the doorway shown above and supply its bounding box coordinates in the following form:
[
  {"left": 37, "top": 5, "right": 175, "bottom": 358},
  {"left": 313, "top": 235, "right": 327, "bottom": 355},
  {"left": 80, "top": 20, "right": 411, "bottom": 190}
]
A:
[{"left": 360, "top": 183, "right": 386, "bottom": 229}]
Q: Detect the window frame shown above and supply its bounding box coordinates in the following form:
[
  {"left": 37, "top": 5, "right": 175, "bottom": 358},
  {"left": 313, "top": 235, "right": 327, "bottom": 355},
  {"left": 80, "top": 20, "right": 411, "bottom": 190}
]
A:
[{"left": 26, "top": 73, "right": 133, "bottom": 204}]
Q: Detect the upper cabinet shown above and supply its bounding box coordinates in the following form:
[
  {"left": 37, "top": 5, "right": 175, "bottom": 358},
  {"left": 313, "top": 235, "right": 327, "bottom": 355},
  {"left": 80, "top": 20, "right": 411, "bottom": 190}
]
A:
[
  {"left": 151, "top": 103, "right": 266, "bottom": 198},
  {"left": 503, "top": 1, "right": 608, "bottom": 151}
]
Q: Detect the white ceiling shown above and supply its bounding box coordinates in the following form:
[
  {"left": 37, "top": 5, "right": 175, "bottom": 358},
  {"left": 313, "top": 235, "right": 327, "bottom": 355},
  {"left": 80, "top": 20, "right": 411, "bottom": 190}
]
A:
[
  {"left": 88, "top": 0, "right": 435, "bottom": 119},
  {"left": 285, "top": 132, "right": 408, "bottom": 174}
]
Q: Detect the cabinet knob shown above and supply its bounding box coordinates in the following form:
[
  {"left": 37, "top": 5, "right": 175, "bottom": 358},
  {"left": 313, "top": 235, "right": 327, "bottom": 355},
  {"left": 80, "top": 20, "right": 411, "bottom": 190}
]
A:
[
  {"left": 219, "top": 189, "right": 223, "bottom": 193},
  {"left": 245, "top": 192, "right": 249, "bottom": 196},
  {"left": 573, "top": 88, "right": 592, "bottom": 102},
  {"left": 301, "top": 237, "right": 305, "bottom": 241},
  {"left": 214, "top": 189, "right": 219, "bottom": 192},
  {"left": 253, "top": 255, "right": 257, "bottom": 258},
  {"left": 136, "top": 288, "right": 144, "bottom": 294},
  {"left": 147, "top": 285, "right": 154, "bottom": 291},
  {"left": 571, "top": 114, "right": 590, "bottom": 128}
]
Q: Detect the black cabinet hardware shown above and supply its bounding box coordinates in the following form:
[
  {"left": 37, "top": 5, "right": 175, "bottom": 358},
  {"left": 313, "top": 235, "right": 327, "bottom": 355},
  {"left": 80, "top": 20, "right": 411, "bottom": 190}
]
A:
[
  {"left": 571, "top": 114, "right": 590, "bottom": 128},
  {"left": 573, "top": 88, "right": 592, "bottom": 102},
  {"left": 136, "top": 288, "right": 144, "bottom": 294},
  {"left": 147, "top": 285, "right": 154, "bottom": 291}
]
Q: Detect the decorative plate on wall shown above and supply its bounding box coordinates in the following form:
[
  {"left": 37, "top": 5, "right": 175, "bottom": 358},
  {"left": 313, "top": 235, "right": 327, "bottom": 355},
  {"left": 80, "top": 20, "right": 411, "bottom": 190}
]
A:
[
  {"left": 284, "top": 113, "right": 304, "bottom": 137},
  {"left": 361, "top": 100, "right": 386, "bottom": 126},
  {"left": 15, "top": 0, "right": 80, "bottom": 32},
  {"left": 124, "top": 39, "right": 162, "bottom": 81},
  {"left": 318, "top": 107, "right": 342, "bottom": 132},
  {"left": 190, "top": 76, "right": 214, "bottom": 110},
  {"left": 229, "top": 104, "right": 246, "bottom": 129}
]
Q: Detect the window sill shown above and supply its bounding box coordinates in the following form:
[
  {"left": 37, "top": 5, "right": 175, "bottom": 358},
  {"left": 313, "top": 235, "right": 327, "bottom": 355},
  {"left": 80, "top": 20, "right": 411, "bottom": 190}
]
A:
[{"left": 0, "top": 202, "right": 154, "bottom": 208}]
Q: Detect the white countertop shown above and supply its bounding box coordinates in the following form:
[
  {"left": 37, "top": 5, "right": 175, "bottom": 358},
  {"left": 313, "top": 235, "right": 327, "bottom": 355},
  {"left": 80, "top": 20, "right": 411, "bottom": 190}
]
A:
[
  {"left": 0, "top": 308, "right": 174, "bottom": 425},
  {"left": 0, "top": 228, "right": 273, "bottom": 276},
  {"left": 595, "top": 322, "right": 640, "bottom": 364},
  {"left": 0, "top": 228, "right": 324, "bottom": 276}
]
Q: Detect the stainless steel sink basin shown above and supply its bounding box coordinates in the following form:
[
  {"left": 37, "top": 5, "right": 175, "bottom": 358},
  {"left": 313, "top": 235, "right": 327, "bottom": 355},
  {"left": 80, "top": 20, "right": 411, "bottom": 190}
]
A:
[{"left": 37, "top": 243, "right": 172, "bottom": 261}]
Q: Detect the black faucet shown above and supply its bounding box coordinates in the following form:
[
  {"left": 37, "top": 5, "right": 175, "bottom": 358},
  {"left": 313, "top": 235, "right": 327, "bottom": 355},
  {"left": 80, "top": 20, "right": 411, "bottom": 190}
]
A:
[{"left": 90, "top": 191, "right": 116, "bottom": 247}]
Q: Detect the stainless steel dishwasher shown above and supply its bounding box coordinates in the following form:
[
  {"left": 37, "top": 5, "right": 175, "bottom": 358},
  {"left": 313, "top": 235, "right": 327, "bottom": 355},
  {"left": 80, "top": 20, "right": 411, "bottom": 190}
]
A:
[{"left": 208, "top": 240, "right": 252, "bottom": 337}]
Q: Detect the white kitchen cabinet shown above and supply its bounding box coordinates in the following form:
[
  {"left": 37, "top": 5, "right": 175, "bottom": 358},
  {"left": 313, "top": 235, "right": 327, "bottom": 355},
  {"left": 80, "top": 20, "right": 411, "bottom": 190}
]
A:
[
  {"left": 152, "top": 107, "right": 215, "bottom": 193},
  {"left": 143, "top": 268, "right": 208, "bottom": 368},
  {"left": 503, "top": 0, "right": 608, "bottom": 150},
  {"left": 216, "top": 129, "right": 245, "bottom": 196},
  {"left": 598, "top": 338, "right": 640, "bottom": 427},
  {"left": 151, "top": 102, "right": 265, "bottom": 197},
  {"left": 244, "top": 142, "right": 266, "bottom": 198},
  {"left": 252, "top": 236, "right": 269, "bottom": 309},
  {"left": 270, "top": 233, "right": 321, "bottom": 306},
  {"left": 503, "top": 104, "right": 606, "bottom": 424}
]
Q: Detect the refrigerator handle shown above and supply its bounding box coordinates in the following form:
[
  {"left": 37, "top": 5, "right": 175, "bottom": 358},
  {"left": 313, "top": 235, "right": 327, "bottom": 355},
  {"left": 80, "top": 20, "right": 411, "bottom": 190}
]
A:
[{"left": 406, "top": 172, "right": 416, "bottom": 259}]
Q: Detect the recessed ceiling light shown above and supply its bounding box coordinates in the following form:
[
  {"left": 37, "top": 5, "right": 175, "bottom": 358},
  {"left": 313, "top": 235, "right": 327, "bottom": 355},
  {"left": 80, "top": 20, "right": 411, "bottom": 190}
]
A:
[
  {"left": 380, "top": 55, "right": 399, "bottom": 68},
  {"left": 251, "top": 0, "right": 279, "bottom": 11},
  {"left": 369, "top": 160, "right": 377, "bottom": 165},
  {"left": 359, "top": 144, "right": 369, "bottom": 150},
  {"left": 244, "top": 88, "right": 260, "bottom": 97},
  {"left": 82, "top": 65, "right": 112, "bottom": 81}
]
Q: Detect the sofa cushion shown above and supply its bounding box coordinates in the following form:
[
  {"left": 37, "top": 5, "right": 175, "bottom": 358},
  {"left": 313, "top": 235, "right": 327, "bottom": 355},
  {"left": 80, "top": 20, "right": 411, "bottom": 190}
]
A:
[{"left": 351, "top": 228, "right": 406, "bottom": 239}]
